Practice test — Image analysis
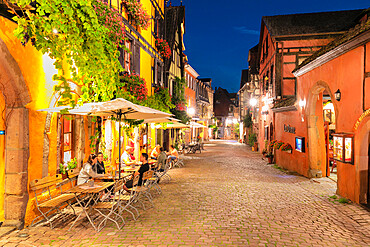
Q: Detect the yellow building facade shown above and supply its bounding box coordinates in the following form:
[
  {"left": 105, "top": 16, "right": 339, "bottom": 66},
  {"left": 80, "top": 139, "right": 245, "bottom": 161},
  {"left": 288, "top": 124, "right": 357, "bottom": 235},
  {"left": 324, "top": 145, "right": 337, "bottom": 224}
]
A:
[{"left": 0, "top": 0, "right": 165, "bottom": 228}]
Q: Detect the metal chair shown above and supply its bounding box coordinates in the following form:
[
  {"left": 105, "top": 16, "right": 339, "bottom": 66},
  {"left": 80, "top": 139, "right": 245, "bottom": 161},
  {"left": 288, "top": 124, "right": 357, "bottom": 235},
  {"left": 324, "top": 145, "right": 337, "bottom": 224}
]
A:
[{"left": 93, "top": 179, "right": 125, "bottom": 232}]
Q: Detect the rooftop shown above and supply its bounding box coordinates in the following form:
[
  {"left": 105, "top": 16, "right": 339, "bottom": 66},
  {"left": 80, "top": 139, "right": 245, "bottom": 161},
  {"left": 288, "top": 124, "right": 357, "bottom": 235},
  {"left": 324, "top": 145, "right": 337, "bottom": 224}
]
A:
[{"left": 263, "top": 9, "right": 365, "bottom": 38}]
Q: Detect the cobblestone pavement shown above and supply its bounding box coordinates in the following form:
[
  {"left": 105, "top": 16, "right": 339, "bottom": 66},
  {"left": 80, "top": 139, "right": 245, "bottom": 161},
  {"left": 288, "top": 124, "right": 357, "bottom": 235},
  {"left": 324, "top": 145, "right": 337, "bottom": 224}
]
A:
[{"left": 1, "top": 140, "right": 370, "bottom": 246}]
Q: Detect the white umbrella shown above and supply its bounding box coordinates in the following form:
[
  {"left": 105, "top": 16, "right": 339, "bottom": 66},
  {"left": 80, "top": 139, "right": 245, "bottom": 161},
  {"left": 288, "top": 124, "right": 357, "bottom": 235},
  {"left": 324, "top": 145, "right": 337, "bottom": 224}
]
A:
[
  {"left": 155, "top": 122, "right": 189, "bottom": 129},
  {"left": 69, "top": 98, "right": 171, "bottom": 119},
  {"left": 39, "top": 98, "right": 171, "bottom": 178},
  {"left": 142, "top": 117, "right": 180, "bottom": 124},
  {"left": 190, "top": 122, "right": 206, "bottom": 128}
]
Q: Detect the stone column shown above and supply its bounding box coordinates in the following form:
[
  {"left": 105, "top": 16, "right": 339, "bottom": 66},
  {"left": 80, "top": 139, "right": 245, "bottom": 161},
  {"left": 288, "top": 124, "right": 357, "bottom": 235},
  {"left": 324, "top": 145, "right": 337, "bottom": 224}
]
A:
[{"left": 3, "top": 107, "right": 29, "bottom": 229}]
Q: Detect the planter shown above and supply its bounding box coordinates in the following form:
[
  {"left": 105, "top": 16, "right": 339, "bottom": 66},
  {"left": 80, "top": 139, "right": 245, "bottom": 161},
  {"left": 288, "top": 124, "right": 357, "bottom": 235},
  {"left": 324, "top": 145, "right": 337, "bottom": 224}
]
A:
[
  {"left": 283, "top": 149, "right": 292, "bottom": 154},
  {"left": 267, "top": 156, "right": 274, "bottom": 164},
  {"left": 61, "top": 172, "right": 68, "bottom": 180}
]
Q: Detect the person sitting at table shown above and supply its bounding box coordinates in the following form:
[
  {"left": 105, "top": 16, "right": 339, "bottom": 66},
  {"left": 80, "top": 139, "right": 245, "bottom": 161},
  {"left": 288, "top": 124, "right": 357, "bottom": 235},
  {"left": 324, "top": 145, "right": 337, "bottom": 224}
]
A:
[
  {"left": 77, "top": 154, "right": 104, "bottom": 185},
  {"left": 121, "top": 146, "right": 135, "bottom": 166},
  {"left": 123, "top": 152, "right": 150, "bottom": 192},
  {"left": 92, "top": 152, "right": 106, "bottom": 174},
  {"left": 150, "top": 144, "right": 160, "bottom": 160},
  {"left": 167, "top": 145, "right": 179, "bottom": 166},
  {"left": 157, "top": 147, "right": 167, "bottom": 172}
]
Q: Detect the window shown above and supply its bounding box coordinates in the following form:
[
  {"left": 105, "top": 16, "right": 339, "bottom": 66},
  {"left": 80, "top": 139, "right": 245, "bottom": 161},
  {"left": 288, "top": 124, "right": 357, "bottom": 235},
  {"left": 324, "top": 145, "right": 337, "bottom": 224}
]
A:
[
  {"left": 61, "top": 115, "right": 74, "bottom": 164},
  {"left": 118, "top": 39, "right": 132, "bottom": 73}
]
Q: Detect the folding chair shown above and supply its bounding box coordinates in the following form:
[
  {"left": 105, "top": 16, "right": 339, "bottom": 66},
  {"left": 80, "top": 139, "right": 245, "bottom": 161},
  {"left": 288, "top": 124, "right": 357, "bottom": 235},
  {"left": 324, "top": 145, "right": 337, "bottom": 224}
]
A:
[
  {"left": 118, "top": 175, "right": 140, "bottom": 221},
  {"left": 132, "top": 170, "right": 155, "bottom": 210},
  {"left": 93, "top": 179, "right": 125, "bottom": 232}
]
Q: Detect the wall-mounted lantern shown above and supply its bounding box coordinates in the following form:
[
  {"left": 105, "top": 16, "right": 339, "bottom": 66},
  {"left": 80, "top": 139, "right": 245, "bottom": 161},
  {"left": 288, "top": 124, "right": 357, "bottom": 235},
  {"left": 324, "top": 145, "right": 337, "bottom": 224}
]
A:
[{"left": 334, "top": 89, "right": 341, "bottom": 101}]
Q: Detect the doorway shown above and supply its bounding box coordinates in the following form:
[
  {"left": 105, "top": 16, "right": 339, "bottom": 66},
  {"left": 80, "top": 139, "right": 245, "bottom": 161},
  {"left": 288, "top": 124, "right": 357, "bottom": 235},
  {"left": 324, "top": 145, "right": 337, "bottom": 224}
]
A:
[
  {"left": 306, "top": 81, "right": 338, "bottom": 179},
  {"left": 322, "top": 89, "right": 337, "bottom": 181}
]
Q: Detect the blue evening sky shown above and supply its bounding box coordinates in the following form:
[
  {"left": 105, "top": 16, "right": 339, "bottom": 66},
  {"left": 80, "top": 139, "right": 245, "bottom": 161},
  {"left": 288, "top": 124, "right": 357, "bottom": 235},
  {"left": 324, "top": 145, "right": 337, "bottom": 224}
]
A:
[{"left": 169, "top": 0, "right": 369, "bottom": 93}]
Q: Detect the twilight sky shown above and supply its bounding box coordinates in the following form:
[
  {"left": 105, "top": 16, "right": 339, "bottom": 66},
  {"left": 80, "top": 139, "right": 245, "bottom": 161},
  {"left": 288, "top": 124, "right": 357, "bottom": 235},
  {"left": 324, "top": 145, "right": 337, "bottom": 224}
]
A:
[{"left": 169, "top": 0, "right": 369, "bottom": 93}]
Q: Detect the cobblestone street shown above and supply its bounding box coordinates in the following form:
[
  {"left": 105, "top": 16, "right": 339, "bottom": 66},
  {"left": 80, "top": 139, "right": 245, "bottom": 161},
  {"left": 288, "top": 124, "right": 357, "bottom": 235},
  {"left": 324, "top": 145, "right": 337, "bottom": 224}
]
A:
[{"left": 1, "top": 140, "right": 370, "bottom": 246}]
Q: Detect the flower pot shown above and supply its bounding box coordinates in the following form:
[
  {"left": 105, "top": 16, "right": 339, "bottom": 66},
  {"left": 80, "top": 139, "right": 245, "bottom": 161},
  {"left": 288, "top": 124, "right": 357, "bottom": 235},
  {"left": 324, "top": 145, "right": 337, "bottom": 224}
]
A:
[{"left": 267, "top": 156, "right": 274, "bottom": 164}]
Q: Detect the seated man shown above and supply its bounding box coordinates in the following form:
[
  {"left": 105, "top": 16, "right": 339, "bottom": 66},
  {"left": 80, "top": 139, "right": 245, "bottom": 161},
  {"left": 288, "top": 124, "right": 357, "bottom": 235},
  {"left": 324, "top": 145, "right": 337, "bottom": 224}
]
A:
[
  {"left": 123, "top": 153, "right": 150, "bottom": 191},
  {"left": 121, "top": 146, "right": 135, "bottom": 166},
  {"left": 156, "top": 147, "right": 167, "bottom": 172},
  {"left": 167, "top": 144, "right": 179, "bottom": 166},
  {"left": 150, "top": 144, "right": 160, "bottom": 160}
]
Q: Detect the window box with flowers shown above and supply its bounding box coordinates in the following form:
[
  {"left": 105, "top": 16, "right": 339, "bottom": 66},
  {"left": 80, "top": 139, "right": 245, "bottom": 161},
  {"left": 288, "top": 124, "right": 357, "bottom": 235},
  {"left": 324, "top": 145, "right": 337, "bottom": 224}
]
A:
[
  {"left": 274, "top": 140, "right": 284, "bottom": 150},
  {"left": 122, "top": 0, "right": 150, "bottom": 30},
  {"left": 281, "top": 143, "right": 293, "bottom": 153},
  {"left": 155, "top": 38, "right": 171, "bottom": 59},
  {"left": 59, "top": 158, "right": 77, "bottom": 179},
  {"left": 117, "top": 73, "right": 148, "bottom": 104}
]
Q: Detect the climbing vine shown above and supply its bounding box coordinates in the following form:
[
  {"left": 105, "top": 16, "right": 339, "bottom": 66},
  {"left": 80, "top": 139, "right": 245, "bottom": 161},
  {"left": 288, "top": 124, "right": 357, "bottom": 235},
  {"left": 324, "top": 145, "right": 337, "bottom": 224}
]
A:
[
  {"left": 8, "top": 0, "right": 128, "bottom": 107},
  {"left": 171, "top": 77, "right": 189, "bottom": 123}
]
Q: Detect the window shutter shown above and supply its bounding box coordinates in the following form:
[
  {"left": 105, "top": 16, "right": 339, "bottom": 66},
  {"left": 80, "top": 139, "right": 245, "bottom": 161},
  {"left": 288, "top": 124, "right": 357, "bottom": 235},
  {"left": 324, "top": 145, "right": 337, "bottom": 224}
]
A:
[{"left": 133, "top": 41, "right": 140, "bottom": 74}]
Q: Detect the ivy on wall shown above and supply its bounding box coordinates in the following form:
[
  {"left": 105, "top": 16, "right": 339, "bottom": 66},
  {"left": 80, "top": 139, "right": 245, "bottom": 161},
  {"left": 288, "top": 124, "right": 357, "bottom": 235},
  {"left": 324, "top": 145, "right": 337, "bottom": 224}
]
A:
[
  {"left": 171, "top": 77, "right": 189, "bottom": 123},
  {"left": 8, "top": 0, "right": 128, "bottom": 107}
]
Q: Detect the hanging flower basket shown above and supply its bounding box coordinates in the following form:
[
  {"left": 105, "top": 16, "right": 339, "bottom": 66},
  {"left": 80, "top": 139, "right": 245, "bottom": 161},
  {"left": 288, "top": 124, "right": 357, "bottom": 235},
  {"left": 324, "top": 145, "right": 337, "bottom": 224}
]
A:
[
  {"left": 122, "top": 0, "right": 150, "bottom": 30},
  {"left": 155, "top": 38, "right": 171, "bottom": 59},
  {"left": 118, "top": 73, "right": 148, "bottom": 102}
]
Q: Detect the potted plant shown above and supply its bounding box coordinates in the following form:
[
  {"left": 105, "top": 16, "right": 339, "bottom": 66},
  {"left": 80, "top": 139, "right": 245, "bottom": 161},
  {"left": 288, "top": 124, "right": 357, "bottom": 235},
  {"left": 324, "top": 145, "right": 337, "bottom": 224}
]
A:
[
  {"left": 266, "top": 153, "right": 274, "bottom": 164},
  {"left": 262, "top": 148, "right": 267, "bottom": 157},
  {"left": 59, "top": 158, "right": 77, "bottom": 179}
]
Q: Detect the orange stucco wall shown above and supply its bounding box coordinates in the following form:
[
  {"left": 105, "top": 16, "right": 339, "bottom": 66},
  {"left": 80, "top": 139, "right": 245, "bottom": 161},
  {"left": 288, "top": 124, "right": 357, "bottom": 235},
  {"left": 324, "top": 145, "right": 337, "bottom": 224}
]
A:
[
  {"left": 275, "top": 110, "right": 308, "bottom": 176},
  {"left": 291, "top": 41, "right": 370, "bottom": 203}
]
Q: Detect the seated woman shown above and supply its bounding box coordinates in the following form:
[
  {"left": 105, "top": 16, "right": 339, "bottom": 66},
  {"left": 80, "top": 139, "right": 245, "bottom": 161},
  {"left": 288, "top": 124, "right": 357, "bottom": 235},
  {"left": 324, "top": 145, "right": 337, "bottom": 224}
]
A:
[
  {"left": 92, "top": 152, "right": 106, "bottom": 174},
  {"left": 77, "top": 154, "right": 104, "bottom": 185},
  {"left": 167, "top": 145, "right": 179, "bottom": 166}
]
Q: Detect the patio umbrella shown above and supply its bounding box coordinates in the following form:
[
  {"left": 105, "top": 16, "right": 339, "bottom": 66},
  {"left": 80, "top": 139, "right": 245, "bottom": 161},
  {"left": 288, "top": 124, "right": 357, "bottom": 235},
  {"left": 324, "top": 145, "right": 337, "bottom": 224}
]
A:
[{"left": 40, "top": 98, "right": 171, "bottom": 178}]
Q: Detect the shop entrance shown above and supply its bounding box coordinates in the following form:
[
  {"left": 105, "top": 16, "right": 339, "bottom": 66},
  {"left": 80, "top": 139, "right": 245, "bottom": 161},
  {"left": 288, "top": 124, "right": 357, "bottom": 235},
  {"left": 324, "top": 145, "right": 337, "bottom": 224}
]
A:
[
  {"left": 307, "top": 81, "right": 338, "bottom": 179},
  {"left": 322, "top": 89, "right": 337, "bottom": 180}
]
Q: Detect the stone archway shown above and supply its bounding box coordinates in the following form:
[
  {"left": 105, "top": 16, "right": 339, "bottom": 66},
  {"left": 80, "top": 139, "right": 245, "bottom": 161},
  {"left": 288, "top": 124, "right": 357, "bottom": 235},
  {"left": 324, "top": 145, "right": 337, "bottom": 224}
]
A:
[
  {"left": 306, "top": 81, "right": 338, "bottom": 178},
  {"left": 0, "top": 37, "right": 31, "bottom": 228}
]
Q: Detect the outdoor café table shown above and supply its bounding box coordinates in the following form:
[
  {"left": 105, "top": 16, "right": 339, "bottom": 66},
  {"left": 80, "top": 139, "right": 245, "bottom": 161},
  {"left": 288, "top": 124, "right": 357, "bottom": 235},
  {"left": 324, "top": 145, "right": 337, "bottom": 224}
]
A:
[
  {"left": 66, "top": 181, "right": 114, "bottom": 231},
  {"left": 94, "top": 173, "right": 133, "bottom": 182},
  {"left": 123, "top": 166, "right": 140, "bottom": 173}
]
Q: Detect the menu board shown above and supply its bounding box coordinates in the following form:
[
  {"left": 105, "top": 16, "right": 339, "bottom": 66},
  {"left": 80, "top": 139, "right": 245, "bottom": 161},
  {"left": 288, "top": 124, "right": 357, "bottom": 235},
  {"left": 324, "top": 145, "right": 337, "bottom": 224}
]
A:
[
  {"left": 333, "top": 134, "right": 354, "bottom": 164},
  {"left": 333, "top": 136, "right": 343, "bottom": 161},
  {"left": 344, "top": 138, "right": 352, "bottom": 163}
]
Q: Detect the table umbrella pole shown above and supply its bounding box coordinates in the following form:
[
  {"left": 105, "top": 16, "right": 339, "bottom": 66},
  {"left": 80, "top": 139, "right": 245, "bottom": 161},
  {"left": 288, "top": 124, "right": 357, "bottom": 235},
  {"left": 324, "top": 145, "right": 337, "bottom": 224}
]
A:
[
  {"left": 146, "top": 123, "right": 149, "bottom": 154},
  {"left": 118, "top": 111, "right": 122, "bottom": 179}
]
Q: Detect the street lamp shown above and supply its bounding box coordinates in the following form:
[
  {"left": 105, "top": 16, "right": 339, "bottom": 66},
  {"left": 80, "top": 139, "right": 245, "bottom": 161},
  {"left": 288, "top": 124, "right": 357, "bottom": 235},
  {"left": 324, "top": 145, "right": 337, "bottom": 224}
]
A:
[
  {"left": 187, "top": 107, "right": 195, "bottom": 116},
  {"left": 249, "top": 98, "right": 257, "bottom": 107}
]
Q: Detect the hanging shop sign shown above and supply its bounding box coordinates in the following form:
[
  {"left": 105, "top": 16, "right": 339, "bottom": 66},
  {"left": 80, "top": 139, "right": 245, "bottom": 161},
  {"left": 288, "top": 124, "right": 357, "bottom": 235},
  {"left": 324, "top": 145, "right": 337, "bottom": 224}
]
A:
[
  {"left": 354, "top": 108, "right": 370, "bottom": 131},
  {"left": 284, "top": 124, "right": 296, "bottom": 134},
  {"left": 332, "top": 133, "right": 354, "bottom": 164}
]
